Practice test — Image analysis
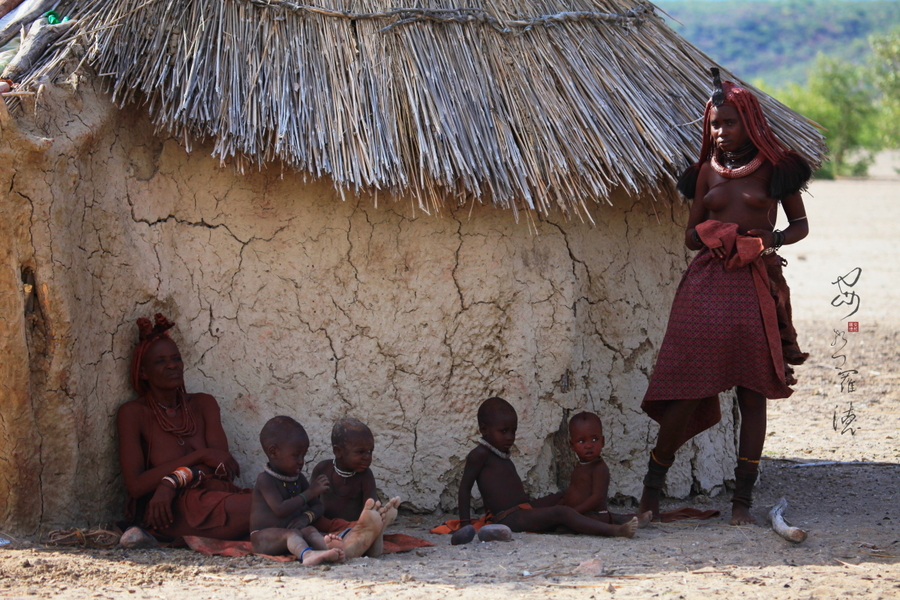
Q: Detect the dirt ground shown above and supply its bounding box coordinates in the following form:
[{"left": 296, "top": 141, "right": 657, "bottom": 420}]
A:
[{"left": 1, "top": 171, "right": 898, "bottom": 599}]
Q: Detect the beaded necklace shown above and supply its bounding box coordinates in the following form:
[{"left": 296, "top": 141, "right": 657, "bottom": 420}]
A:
[
  {"left": 479, "top": 438, "right": 510, "bottom": 460},
  {"left": 147, "top": 388, "right": 197, "bottom": 444},
  {"left": 711, "top": 151, "right": 764, "bottom": 179},
  {"left": 333, "top": 459, "right": 356, "bottom": 478},
  {"left": 265, "top": 463, "right": 302, "bottom": 496}
]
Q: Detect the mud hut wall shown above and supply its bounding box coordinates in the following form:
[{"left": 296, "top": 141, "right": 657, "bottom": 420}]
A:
[{"left": 0, "top": 83, "right": 737, "bottom": 532}]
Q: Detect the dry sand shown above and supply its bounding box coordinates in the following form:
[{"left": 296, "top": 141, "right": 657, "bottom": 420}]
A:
[{"left": 1, "top": 175, "right": 898, "bottom": 599}]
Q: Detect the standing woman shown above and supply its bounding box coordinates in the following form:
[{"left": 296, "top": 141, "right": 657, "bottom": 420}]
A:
[
  {"left": 118, "top": 314, "right": 252, "bottom": 541},
  {"left": 639, "top": 70, "right": 811, "bottom": 525}
]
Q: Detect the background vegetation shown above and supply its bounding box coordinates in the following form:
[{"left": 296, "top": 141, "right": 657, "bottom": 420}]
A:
[{"left": 657, "top": 1, "right": 900, "bottom": 177}]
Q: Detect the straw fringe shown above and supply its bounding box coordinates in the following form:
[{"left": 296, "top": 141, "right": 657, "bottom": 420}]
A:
[{"left": 13, "top": 0, "right": 826, "bottom": 216}]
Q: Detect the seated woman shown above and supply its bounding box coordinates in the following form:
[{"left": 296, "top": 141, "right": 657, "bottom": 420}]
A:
[{"left": 117, "top": 314, "right": 251, "bottom": 542}]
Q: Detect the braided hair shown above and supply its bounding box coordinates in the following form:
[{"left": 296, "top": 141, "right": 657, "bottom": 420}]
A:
[
  {"left": 678, "top": 71, "right": 811, "bottom": 201},
  {"left": 130, "top": 313, "right": 197, "bottom": 440}
]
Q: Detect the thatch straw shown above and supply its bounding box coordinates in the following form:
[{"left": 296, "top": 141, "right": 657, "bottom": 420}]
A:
[{"left": 14, "top": 0, "right": 826, "bottom": 217}]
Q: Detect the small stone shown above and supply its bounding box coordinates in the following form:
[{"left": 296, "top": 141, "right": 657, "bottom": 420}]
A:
[
  {"left": 451, "top": 524, "right": 476, "bottom": 545},
  {"left": 477, "top": 524, "right": 513, "bottom": 542},
  {"left": 22, "top": 560, "right": 32, "bottom": 568},
  {"left": 242, "top": 575, "right": 258, "bottom": 582},
  {"left": 400, "top": 574, "right": 414, "bottom": 583},
  {"left": 573, "top": 558, "right": 605, "bottom": 576},
  {"left": 0, "top": 82, "right": 10, "bottom": 94},
  {"left": 415, "top": 549, "right": 428, "bottom": 557},
  {"left": 119, "top": 527, "right": 157, "bottom": 550}
]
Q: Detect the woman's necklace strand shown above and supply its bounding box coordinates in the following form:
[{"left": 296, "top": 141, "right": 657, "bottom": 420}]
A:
[{"left": 479, "top": 438, "right": 510, "bottom": 459}]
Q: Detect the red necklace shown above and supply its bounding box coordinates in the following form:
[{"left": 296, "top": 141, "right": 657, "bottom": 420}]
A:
[{"left": 711, "top": 152, "right": 764, "bottom": 178}]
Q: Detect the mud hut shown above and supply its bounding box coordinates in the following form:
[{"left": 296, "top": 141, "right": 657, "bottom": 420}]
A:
[{"left": 0, "top": 0, "right": 824, "bottom": 533}]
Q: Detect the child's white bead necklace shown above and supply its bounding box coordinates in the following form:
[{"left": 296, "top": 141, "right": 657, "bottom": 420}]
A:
[
  {"left": 479, "top": 438, "right": 510, "bottom": 460},
  {"left": 333, "top": 458, "right": 356, "bottom": 478},
  {"left": 265, "top": 463, "right": 300, "bottom": 482}
]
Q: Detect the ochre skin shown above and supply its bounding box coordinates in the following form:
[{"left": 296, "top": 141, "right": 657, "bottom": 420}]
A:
[
  {"left": 116, "top": 337, "right": 251, "bottom": 539},
  {"left": 639, "top": 104, "right": 810, "bottom": 526},
  {"left": 311, "top": 429, "right": 378, "bottom": 522},
  {"left": 458, "top": 403, "right": 638, "bottom": 538}
]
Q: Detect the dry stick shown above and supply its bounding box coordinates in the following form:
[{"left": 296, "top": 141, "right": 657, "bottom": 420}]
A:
[{"left": 767, "top": 497, "right": 808, "bottom": 543}]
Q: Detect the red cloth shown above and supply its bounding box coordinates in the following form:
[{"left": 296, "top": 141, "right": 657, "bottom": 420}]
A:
[
  {"left": 184, "top": 532, "right": 431, "bottom": 559},
  {"left": 642, "top": 220, "right": 795, "bottom": 445},
  {"left": 178, "top": 478, "right": 250, "bottom": 530}
]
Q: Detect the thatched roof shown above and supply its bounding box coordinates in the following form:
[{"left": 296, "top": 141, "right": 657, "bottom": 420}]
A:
[{"left": 19, "top": 0, "right": 825, "bottom": 217}]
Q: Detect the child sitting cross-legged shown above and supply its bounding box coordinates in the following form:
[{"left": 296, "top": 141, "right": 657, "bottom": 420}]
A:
[
  {"left": 557, "top": 412, "right": 651, "bottom": 527},
  {"left": 249, "top": 416, "right": 345, "bottom": 565},
  {"left": 310, "top": 417, "right": 402, "bottom": 559},
  {"left": 458, "top": 398, "right": 638, "bottom": 538}
]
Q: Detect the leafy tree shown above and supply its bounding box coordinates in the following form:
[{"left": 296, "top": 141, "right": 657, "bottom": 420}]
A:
[
  {"left": 870, "top": 26, "right": 900, "bottom": 147},
  {"left": 766, "top": 55, "right": 876, "bottom": 177}
]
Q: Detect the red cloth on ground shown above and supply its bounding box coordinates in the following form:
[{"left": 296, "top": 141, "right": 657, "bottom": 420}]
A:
[
  {"left": 184, "top": 532, "right": 431, "bottom": 559},
  {"left": 642, "top": 220, "right": 797, "bottom": 446},
  {"left": 178, "top": 478, "right": 250, "bottom": 530},
  {"left": 313, "top": 516, "right": 354, "bottom": 535}
]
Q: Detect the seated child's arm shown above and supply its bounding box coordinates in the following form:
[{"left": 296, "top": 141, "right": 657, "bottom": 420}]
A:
[
  {"left": 570, "top": 461, "right": 611, "bottom": 514},
  {"left": 256, "top": 473, "right": 330, "bottom": 519},
  {"left": 457, "top": 449, "right": 487, "bottom": 522}
]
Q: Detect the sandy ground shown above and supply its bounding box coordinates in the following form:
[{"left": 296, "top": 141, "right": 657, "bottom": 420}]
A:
[{"left": 1, "top": 173, "right": 898, "bottom": 599}]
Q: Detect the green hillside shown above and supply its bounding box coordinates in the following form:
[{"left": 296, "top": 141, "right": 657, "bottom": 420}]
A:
[{"left": 655, "top": 0, "right": 900, "bottom": 86}]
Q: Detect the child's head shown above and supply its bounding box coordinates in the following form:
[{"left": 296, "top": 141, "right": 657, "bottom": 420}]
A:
[
  {"left": 477, "top": 397, "right": 518, "bottom": 453},
  {"left": 331, "top": 418, "right": 375, "bottom": 474},
  {"left": 260, "top": 416, "right": 310, "bottom": 476},
  {"left": 568, "top": 412, "right": 605, "bottom": 463}
]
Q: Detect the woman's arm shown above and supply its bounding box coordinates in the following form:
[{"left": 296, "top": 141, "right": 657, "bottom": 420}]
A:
[
  {"left": 685, "top": 163, "right": 712, "bottom": 252},
  {"left": 748, "top": 192, "right": 809, "bottom": 249},
  {"left": 117, "top": 401, "right": 212, "bottom": 499}
]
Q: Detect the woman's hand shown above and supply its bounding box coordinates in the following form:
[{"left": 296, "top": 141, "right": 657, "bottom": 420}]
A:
[
  {"left": 747, "top": 228, "right": 774, "bottom": 249},
  {"left": 202, "top": 448, "right": 241, "bottom": 480},
  {"left": 146, "top": 483, "right": 176, "bottom": 530}
]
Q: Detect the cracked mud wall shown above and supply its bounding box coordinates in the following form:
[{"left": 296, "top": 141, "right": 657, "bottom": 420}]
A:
[{"left": 0, "top": 80, "right": 737, "bottom": 533}]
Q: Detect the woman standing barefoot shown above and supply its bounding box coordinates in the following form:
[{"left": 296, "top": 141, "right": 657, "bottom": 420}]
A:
[{"left": 639, "top": 70, "right": 811, "bottom": 525}]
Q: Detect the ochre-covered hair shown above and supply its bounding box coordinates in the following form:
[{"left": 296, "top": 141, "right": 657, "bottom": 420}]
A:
[
  {"left": 677, "top": 78, "right": 811, "bottom": 201},
  {"left": 130, "top": 313, "right": 176, "bottom": 394}
]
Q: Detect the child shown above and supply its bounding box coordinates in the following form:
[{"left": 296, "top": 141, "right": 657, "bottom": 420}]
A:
[
  {"left": 250, "top": 416, "right": 345, "bottom": 564},
  {"left": 311, "top": 417, "right": 402, "bottom": 558},
  {"left": 458, "top": 398, "right": 638, "bottom": 538},
  {"left": 559, "top": 412, "right": 651, "bottom": 526}
]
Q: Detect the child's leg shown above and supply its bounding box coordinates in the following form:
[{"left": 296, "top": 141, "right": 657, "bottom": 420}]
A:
[
  {"left": 501, "top": 506, "right": 637, "bottom": 538},
  {"left": 251, "top": 528, "right": 344, "bottom": 564},
  {"left": 300, "top": 525, "right": 329, "bottom": 550},
  {"left": 731, "top": 387, "right": 766, "bottom": 526},
  {"left": 342, "top": 498, "right": 385, "bottom": 559},
  {"left": 639, "top": 396, "right": 711, "bottom": 519}
]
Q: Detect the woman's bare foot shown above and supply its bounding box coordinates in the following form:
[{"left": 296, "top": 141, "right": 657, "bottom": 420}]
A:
[
  {"left": 730, "top": 503, "right": 756, "bottom": 526},
  {"left": 324, "top": 533, "right": 344, "bottom": 551},
  {"left": 614, "top": 517, "right": 638, "bottom": 538},
  {"left": 299, "top": 547, "right": 345, "bottom": 565},
  {"left": 638, "top": 486, "right": 662, "bottom": 522},
  {"left": 343, "top": 498, "right": 385, "bottom": 559},
  {"left": 637, "top": 510, "right": 653, "bottom": 528}
]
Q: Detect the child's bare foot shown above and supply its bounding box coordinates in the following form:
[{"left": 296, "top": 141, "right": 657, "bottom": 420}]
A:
[
  {"left": 343, "top": 498, "right": 384, "bottom": 559},
  {"left": 477, "top": 524, "right": 513, "bottom": 542},
  {"left": 615, "top": 517, "right": 638, "bottom": 538},
  {"left": 637, "top": 511, "right": 653, "bottom": 528},
  {"left": 638, "top": 487, "right": 661, "bottom": 522},
  {"left": 300, "top": 547, "right": 345, "bottom": 565},
  {"left": 324, "top": 533, "right": 344, "bottom": 551},
  {"left": 730, "top": 503, "right": 756, "bottom": 526},
  {"left": 379, "top": 497, "right": 401, "bottom": 529}
]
